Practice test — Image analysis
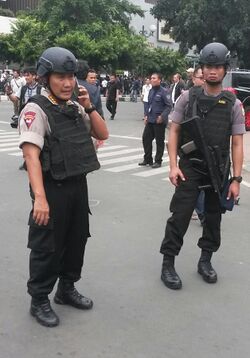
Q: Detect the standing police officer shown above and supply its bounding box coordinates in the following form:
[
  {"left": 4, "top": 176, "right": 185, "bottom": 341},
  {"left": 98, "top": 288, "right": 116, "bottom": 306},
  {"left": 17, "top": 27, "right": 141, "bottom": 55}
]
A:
[
  {"left": 19, "top": 47, "right": 108, "bottom": 327},
  {"left": 138, "top": 73, "right": 172, "bottom": 168},
  {"left": 160, "top": 43, "right": 245, "bottom": 290}
]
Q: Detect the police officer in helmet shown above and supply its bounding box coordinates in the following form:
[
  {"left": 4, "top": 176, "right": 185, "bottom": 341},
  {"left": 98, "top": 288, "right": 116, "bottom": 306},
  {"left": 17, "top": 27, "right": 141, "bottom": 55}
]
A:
[
  {"left": 19, "top": 47, "right": 108, "bottom": 327},
  {"left": 160, "top": 42, "right": 245, "bottom": 290}
]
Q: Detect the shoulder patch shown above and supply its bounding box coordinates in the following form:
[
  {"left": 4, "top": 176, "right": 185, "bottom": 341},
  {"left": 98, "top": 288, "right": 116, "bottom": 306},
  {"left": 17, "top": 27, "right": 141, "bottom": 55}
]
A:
[{"left": 24, "top": 111, "right": 36, "bottom": 128}]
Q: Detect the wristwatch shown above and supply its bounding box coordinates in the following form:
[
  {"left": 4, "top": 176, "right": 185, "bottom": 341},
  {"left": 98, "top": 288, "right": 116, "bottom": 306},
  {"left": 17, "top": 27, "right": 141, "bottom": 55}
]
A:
[
  {"left": 231, "top": 176, "right": 242, "bottom": 183},
  {"left": 85, "top": 104, "right": 96, "bottom": 114}
]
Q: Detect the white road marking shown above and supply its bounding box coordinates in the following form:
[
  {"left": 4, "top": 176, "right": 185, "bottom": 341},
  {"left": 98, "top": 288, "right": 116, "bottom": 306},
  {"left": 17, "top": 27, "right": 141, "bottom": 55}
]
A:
[
  {"left": 98, "top": 147, "right": 143, "bottom": 158},
  {"left": 133, "top": 166, "right": 170, "bottom": 177},
  {"left": 0, "top": 143, "right": 19, "bottom": 148},
  {"left": 98, "top": 145, "right": 127, "bottom": 152},
  {"left": 9, "top": 152, "right": 22, "bottom": 156},
  {"left": 104, "top": 163, "right": 140, "bottom": 172},
  {"left": 0, "top": 138, "right": 19, "bottom": 143},
  {"left": 100, "top": 154, "right": 142, "bottom": 166},
  {"left": 0, "top": 146, "right": 20, "bottom": 152}
]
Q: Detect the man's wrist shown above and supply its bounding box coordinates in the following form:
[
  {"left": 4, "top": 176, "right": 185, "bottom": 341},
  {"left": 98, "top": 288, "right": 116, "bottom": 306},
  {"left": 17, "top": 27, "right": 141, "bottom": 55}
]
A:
[
  {"left": 85, "top": 104, "right": 96, "bottom": 114},
  {"left": 231, "top": 176, "right": 242, "bottom": 183}
]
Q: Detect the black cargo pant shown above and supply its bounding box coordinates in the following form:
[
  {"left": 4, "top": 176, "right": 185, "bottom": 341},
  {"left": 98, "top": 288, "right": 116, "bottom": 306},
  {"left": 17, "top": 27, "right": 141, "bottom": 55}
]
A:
[
  {"left": 160, "top": 157, "right": 222, "bottom": 257},
  {"left": 27, "top": 175, "right": 90, "bottom": 300},
  {"left": 106, "top": 99, "right": 117, "bottom": 118},
  {"left": 142, "top": 122, "right": 166, "bottom": 164}
]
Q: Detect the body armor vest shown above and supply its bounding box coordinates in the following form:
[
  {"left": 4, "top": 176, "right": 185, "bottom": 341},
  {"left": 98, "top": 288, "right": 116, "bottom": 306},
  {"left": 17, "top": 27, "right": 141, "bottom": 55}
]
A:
[
  {"left": 29, "top": 95, "right": 100, "bottom": 180},
  {"left": 181, "top": 86, "right": 236, "bottom": 161}
]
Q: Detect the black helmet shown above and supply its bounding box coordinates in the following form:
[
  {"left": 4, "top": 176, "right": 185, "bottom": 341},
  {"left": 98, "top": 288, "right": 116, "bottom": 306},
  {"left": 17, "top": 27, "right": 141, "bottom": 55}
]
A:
[
  {"left": 37, "top": 47, "right": 77, "bottom": 77},
  {"left": 199, "top": 42, "right": 230, "bottom": 66}
]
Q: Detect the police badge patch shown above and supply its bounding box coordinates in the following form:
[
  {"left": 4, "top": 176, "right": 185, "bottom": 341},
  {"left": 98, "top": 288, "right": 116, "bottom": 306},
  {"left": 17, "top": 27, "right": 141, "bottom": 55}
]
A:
[{"left": 24, "top": 111, "right": 36, "bottom": 128}]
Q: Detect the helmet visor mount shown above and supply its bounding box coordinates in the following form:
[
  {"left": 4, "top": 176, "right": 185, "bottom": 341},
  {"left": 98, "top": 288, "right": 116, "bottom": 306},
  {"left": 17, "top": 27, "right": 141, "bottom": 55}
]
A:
[
  {"left": 199, "top": 43, "right": 230, "bottom": 67},
  {"left": 37, "top": 56, "right": 77, "bottom": 76}
]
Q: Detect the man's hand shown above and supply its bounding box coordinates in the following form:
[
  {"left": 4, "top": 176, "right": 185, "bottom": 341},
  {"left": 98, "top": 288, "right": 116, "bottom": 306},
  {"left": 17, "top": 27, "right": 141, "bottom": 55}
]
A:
[
  {"left": 78, "top": 86, "right": 91, "bottom": 109},
  {"left": 144, "top": 116, "right": 148, "bottom": 125},
  {"left": 33, "top": 195, "right": 50, "bottom": 226},
  {"left": 169, "top": 166, "right": 186, "bottom": 187},
  {"left": 227, "top": 181, "right": 240, "bottom": 202},
  {"left": 156, "top": 115, "right": 163, "bottom": 124}
]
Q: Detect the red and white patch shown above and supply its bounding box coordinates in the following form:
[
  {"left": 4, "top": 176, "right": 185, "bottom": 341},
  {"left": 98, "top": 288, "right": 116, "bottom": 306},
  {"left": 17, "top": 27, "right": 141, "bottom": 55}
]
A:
[{"left": 24, "top": 111, "right": 36, "bottom": 128}]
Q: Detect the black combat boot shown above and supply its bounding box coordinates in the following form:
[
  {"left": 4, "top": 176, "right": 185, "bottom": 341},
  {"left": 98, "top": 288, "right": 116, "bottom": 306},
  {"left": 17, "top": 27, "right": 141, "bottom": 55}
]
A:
[
  {"left": 30, "top": 298, "right": 59, "bottom": 327},
  {"left": 54, "top": 280, "right": 93, "bottom": 310},
  {"left": 198, "top": 250, "right": 217, "bottom": 283},
  {"left": 161, "top": 255, "right": 182, "bottom": 290}
]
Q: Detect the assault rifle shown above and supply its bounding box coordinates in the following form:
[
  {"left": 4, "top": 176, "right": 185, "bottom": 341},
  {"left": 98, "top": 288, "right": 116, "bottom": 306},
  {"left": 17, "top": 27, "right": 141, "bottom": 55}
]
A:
[{"left": 180, "top": 115, "right": 234, "bottom": 211}]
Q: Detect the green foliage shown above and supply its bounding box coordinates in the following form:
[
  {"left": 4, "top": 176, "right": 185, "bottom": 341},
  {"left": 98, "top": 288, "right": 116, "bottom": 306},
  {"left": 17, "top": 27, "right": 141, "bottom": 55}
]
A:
[
  {"left": 0, "top": 0, "right": 187, "bottom": 73},
  {"left": 151, "top": 0, "right": 250, "bottom": 67},
  {"left": 0, "top": 7, "right": 15, "bottom": 17},
  {"left": 36, "top": 0, "right": 144, "bottom": 31},
  {"left": 139, "top": 46, "right": 187, "bottom": 78},
  {"left": 7, "top": 17, "right": 50, "bottom": 64}
]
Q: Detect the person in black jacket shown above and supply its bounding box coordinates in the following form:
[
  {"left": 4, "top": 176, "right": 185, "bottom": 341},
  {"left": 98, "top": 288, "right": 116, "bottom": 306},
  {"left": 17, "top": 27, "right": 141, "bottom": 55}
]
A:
[
  {"left": 78, "top": 68, "right": 104, "bottom": 119},
  {"left": 170, "top": 73, "right": 185, "bottom": 106},
  {"left": 138, "top": 73, "right": 172, "bottom": 168}
]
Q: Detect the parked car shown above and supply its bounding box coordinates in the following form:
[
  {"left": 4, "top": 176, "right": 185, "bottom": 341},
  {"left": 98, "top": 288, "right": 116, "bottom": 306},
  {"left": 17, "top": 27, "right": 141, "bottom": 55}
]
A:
[{"left": 223, "top": 70, "right": 250, "bottom": 130}]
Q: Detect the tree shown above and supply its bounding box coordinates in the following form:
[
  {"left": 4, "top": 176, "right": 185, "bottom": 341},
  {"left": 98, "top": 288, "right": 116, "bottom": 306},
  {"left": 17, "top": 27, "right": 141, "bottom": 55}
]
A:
[
  {"left": 151, "top": 0, "right": 250, "bottom": 67},
  {"left": 36, "top": 0, "right": 144, "bottom": 34},
  {"left": 0, "top": 0, "right": 146, "bottom": 69},
  {"left": 0, "top": 0, "right": 188, "bottom": 73}
]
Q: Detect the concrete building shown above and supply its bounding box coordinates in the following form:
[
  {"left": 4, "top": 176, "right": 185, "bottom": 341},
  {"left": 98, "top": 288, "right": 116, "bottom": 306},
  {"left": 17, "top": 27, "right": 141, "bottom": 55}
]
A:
[
  {"left": 0, "top": 0, "right": 39, "bottom": 15},
  {"left": 0, "top": 15, "right": 16, "bottom": 34},
  {"left": 130, "top": 0, "right": 179, "bottom": 50}
]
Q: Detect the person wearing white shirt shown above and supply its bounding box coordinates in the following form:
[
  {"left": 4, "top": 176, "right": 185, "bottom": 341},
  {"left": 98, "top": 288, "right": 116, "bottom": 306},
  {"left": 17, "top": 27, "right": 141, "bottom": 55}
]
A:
[
  {"left": 10, "top": 69, "right": 26, "bottom": 115},
  {"left": 141, "top": 78, "right": 152, "bottom": 117}
]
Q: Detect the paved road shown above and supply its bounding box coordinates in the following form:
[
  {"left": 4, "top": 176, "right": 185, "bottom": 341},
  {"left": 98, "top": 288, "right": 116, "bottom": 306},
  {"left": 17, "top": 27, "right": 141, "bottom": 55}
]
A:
[{"left": 0, "top": 101, "right": 250, "bottom": 358}]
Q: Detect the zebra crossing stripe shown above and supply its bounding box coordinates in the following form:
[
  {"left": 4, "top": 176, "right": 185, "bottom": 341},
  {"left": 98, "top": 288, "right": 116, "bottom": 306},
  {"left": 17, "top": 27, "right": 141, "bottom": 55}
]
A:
[
  {"left": 0, "top": 142, "right": 19, "bottom": 148},
  {"left": 98, "top": 147, "right": 143, "bottom": 159},
  {"left": 0, "top": 135, "right": 19, "bottom": 139},
  {"left": 9, "top": 152, "right": 22, "bottom": 156},
  {"left": 104, "top": 162, "right": 140, "bottom": 172},
  {"left": 0, "top": 147, "right": 20, "bottom": 152},
  {"left": 98, "top": 145, "right": 127, "bottom": 152},
  {"left": 0, "top": 131, "right": 19, "bottom": 135},
  {"left": 133, "top": 165, "right": 170, "bottom": 177},
  {"left": 100, "top": 154, "right": 142, "bottom": 166},
  {"left": 0, "top": 138, "right": 19, "bottom": 143}
]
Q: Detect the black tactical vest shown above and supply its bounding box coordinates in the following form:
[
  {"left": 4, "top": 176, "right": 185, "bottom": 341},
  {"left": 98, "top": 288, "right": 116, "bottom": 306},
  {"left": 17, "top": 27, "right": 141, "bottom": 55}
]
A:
[
  {"left": 28, "top": 95, "right": 100, "bottom": 180},
  {"left": 182, "top": 86, "right": 236, "bottom": 159}
]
